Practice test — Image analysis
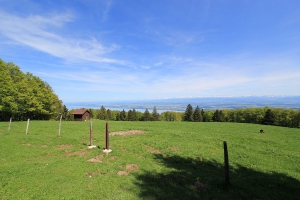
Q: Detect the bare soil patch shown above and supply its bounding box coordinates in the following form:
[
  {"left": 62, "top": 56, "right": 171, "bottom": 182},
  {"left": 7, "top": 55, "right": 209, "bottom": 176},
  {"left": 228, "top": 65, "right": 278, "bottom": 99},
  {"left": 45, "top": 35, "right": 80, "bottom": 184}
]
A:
[
  {"left": 110, "top": 130, "right": 146, "bottom": 136},
  {"left": 141, "top": 143, "right": 162, "bottom": 154},
  {"left": 150, "top": 147, "right": 162, "bottom": 154},
  {"left": 65, "top": 149, "right": 88, "bottom": 158},
  {"left": 86, "top": 170, "right": 113, "bottom": 177},
  {"left": 87, "top": 154, "right": 104, "bottom": 163},
  {"left": 126, "top": 164, "right": 139, "bottom": 171},
  {"left": 169, "top": 147, "right": 179, "bottom": 151},
  {"left": 117, "top": 171, "right": 129, "bottom": 176},
  {"left": 54, "top": 144, "right": 73, "bottom": 150},
  {"left": 117, "top": 164, "right": 139, "bottom": 176}
]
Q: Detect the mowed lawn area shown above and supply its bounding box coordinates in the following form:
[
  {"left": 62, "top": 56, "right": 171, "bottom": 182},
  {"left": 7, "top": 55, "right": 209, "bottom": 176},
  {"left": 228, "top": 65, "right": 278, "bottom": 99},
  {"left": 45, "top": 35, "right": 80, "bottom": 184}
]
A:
[{"left": 0, "top": 120, "right": 299, "bottom": 200}]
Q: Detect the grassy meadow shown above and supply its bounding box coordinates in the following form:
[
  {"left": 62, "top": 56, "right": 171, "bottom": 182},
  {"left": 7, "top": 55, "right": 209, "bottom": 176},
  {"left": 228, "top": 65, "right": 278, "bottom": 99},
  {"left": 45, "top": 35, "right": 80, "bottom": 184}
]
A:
[{"left": 0, "top": 120, "right": 299, "bottom": 200}]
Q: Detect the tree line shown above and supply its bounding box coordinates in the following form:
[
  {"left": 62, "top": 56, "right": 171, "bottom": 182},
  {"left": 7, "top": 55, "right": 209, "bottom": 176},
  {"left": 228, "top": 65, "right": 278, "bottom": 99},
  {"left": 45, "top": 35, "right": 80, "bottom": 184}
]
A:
[
  {"left": 64, "top": 104, "right": 300, "bottom": 128},
  {"left": 64, "top": 106, "right": 161, "bottom": 121},
  {"left": 182, "top": 104, "right": 300, "bottom": 128},
  {"left": 0, "top": 59, "right": 64, "bottom": 121}
]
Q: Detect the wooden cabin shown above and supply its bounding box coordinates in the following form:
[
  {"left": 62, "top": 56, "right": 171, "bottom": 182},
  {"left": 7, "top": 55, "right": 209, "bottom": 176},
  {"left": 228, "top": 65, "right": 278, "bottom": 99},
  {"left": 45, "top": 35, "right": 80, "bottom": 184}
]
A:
[{"left": 73, "top": 109, "right": 91, "bottom": 121}]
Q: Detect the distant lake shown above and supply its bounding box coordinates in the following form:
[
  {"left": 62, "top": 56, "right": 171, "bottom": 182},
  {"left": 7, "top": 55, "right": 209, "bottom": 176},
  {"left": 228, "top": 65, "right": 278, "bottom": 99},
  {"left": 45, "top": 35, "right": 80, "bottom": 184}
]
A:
[
  {"left": 65, "top": 105, "right": 173, "bottom": 114},
  {"left": 65, "top": 96, "right": 300, "bottom": 113}
]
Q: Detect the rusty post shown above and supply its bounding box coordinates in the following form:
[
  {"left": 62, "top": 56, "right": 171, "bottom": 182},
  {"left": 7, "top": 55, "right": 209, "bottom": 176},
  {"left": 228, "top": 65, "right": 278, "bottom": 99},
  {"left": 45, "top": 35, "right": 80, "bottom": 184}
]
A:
[
  {"left": 90, "top": 121, "right": 93, "bottom": 146},
  {"left": 223, "top": 141, "right": 230, "bottom": 185},
  {"left": 105, "top": 122, "right": 109, "bottom": 149}
]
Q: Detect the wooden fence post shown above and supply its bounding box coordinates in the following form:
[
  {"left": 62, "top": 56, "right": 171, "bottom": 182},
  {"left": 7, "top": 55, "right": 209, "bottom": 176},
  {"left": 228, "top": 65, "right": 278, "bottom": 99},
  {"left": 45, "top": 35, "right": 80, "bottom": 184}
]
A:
[
  {"left": 8, "top": 117, "right": 12, "bottom": 130},
  {"left": 223, "top": 141, "right": 230, "bottom": 185},
  {"left": 58, "top": 114, "right": 62, "bottom": 137},
  {"left": 26, "top": 118, "right": 30, "bottom": 135}
]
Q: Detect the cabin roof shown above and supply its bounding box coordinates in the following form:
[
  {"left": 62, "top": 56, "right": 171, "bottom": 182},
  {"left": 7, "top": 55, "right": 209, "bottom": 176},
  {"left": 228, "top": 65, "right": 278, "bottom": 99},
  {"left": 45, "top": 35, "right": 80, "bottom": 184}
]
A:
[{"left": 73, "top": 109, "right": 90, "bottom": 115}]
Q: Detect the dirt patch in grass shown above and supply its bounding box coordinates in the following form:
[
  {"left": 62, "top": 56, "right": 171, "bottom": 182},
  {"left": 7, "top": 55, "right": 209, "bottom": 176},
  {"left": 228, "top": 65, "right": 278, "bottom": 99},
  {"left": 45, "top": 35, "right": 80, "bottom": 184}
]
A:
[
  {"left": 126, "top": 164, "right": 139, "bottom": 171},
  {"left": 150, "top": 147, "right": 162, "bottom": 154},
  {"left": 55, "top": 144, "right": 73, "bottom": 150},
  {"left": 141, "top": 143, "right": 162, "bottom": 154},
  {"left": 65, "top": 149, "right": 88, "bottom": 158},
  {"left": 117, "top": 171, "right": 129, "bottom": 176},
  {"left": 169, "top": 147, "right": 179, "bottom": 151},
  {"left": 110, "top": 130, "right": 146, "bottom": 136},
  {"left": 87, "top": 154, "right": 104, "bottom": 163},
  {"left": 118, "top": 164, "right": 139, "bottom": 176},
  {"left": 41, "top": 145, "right": 48, "bottom": 148},
  {"left": 86, "top": 170, "right": 113, "bottom": 177}
]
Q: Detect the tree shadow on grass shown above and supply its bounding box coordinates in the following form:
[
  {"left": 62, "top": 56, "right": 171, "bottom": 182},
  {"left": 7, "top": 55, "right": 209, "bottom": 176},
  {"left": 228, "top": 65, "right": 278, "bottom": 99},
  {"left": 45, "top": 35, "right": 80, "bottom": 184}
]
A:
[{"left": 134, "top": 154, "right": 300, "bottom": 200}]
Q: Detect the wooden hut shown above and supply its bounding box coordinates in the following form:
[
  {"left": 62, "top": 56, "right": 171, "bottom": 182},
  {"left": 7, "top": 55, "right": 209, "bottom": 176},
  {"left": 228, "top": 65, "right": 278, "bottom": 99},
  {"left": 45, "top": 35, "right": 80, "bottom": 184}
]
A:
[{"left": 73, "top": 109, "right": 91, "bottom": 121}]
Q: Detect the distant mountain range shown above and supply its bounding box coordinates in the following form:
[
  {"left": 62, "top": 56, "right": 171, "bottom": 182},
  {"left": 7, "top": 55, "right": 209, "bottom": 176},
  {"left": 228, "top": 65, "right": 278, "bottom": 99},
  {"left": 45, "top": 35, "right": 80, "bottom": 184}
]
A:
[{"left": 65, "top": 96, "right": 300, "bottom": 113}]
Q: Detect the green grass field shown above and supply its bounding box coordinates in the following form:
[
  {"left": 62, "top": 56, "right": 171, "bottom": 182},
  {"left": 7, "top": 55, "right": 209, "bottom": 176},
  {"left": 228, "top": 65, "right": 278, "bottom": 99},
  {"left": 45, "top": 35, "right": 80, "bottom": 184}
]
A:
[{"left": 0, "top": 120, "right": 299, "bottom": 200}]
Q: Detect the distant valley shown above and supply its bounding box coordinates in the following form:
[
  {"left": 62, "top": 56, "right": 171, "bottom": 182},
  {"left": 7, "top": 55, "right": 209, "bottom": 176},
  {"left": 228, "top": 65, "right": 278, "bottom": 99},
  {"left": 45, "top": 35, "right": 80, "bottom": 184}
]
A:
[{"left": 65, "top": 96, "right": 300, "bottom": 113}]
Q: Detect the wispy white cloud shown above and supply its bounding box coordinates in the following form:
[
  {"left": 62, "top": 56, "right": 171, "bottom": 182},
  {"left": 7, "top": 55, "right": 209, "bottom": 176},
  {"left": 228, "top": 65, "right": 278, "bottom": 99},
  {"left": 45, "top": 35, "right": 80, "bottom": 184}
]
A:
[
  {"left": 0, "top": 10, "right": 124, "bottom": 65},
  {"left": 102, "top": 0, "right": 113, "bottom": 22}
]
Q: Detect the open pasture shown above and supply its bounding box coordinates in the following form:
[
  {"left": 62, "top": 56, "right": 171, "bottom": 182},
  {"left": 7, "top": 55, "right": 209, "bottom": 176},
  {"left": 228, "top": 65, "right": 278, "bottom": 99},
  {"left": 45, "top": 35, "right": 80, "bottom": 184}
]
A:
[{"left": 0, "top": 120, "right": 299, "bottom": 199}]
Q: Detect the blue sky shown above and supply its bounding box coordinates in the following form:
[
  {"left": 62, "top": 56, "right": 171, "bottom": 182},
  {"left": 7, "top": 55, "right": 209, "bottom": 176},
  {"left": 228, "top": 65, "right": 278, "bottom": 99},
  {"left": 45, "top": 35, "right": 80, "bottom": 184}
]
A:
[{"left": 0, "top": 0, "right": 299, "bottom": 103}]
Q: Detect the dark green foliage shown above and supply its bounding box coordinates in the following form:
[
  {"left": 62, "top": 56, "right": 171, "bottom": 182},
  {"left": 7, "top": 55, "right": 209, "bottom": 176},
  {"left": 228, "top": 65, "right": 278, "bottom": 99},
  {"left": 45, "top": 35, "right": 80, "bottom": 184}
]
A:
[
  {"left": 212, "top": 110, "right": 225, "bottom": 122},
  {"left": 212, "top": 109, "right": 219, "bottom": 122},
  {"left": 184, "top": 104, "right": 193, "bottom": 121},
  {"left": 201, "top": 109, "right": 207, "bottom": 122},
  {"left": 75, "top": 104, "right": 299, "bottom": 128},
  {"left": 142, "top": 109, "right": 151, "bottom": 121},
  {"left": 106, "top": 109, "right": 112, "bottom": 120},
  {"left": 193, "top": 106, "right": 203, "bottom": 122},
  {"left": 262, "top": 108, "right": 275, "bottom": 125},
  {"left": 151, "top": 106, "right": 159, "bottom": 121},
  {"left": 132, "top": 108, "right": 138, "bottom": 121},
  {"left": 127, "top": 109, "right": 138, "bottom": 121},
  {"left": 0, "top": 59, "right": 63, "bottom": 121},
  {"left": 97, "top": 105, "right": 107, "bottom": 120},
  {"left": 87, "top": 108, "right": 96, "bottom": 119},
  {"left": 219, "top": 110, "right": 225, "bottom": 122},
  {"left": 62, "top": 105, "right": 69, "bottom": 120},
  {"left": 161, "top": 111, "right": 182, "bottom": 121},
  {"left": 119, "top": 109, "right": 127, "bottom": 121}
]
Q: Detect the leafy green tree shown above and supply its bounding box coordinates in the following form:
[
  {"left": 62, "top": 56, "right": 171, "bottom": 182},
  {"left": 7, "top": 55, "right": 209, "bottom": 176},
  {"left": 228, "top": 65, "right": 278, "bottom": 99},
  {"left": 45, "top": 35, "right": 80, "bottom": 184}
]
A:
[
  {"left": 151, "top": 106, "right": 159, "bottom": 121},
  {"left": 62, "top": 105, "right": 69, "bottom": 120},
  {"left": 107, "top": 109, "right": 112, "bottom": 120},
  {"left": 184, "top": 104, "right": 193, "bottom": 121},
  {"left": 219, "top": 110, "right": 225, "bottom": 122},
  {"left": 212, "top": 109, "right": 225, "bottom": 122},
  {"left": 98, "top": 105, "right": 107, "bottom": 120},
  {"left": 120, "top": 109, "right": 127, "bottom": 121},
  {"left": 201, "top": 109, "right": 206, "bottom": 122},
  {"left": 0, "top": 61, "right": 17, "bottom": 120},
  {"left": 142, "top": 109, "right": 151, "bottom": 121},
  {"left": 66, "top": 109, "right": 75, "bottom": 121},
  {"left": 212, "top": 110, "right": 219, "bottom": 122},
  {"left": 193, "top": 106, "right": 203, "bottom": 122},
  {"left": 132, "top": 108, "right": 138, "bottom": 121},
  {"left": 0, "top": 59, "right": 63, "bottom": 120},
  {"left": 127, "top": 109, "right": 137, "bottom": 121},
  {"left": 262, "top": 108, "right": 275, "bottom": 125}
]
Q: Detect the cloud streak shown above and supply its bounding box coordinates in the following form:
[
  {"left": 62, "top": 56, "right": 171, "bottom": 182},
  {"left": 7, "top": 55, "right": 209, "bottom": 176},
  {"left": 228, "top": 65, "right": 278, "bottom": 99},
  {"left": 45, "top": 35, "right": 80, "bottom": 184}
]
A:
[{"left": 0, "top": 10, "right": 124, "bottom": 65}]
